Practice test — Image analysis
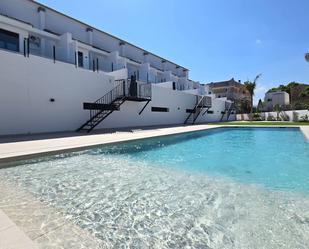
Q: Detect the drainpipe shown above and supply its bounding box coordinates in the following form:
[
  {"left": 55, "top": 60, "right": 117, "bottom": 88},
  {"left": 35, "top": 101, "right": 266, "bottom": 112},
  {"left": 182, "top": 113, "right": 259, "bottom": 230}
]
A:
[
  {"left": 119, "top": 41, "right": 125, "bottom": 57},
  {"left": 86, "top": 27, "right": 93, "bottom": 45},
  {"left": 38, "top": 7, "right": 46, "bottom": 55}
]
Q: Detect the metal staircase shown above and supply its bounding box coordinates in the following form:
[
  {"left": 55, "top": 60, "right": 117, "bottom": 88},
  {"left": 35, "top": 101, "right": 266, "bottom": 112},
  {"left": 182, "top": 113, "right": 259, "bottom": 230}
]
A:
[
  {"left": 77, "top": 78, "right": 151, "bottom": 132},
  {"left": 184, "top": 96, "right": 212, "bottom": 124},
  {"left": 220, "top": 102, "right": 235, "bottom": 122}
]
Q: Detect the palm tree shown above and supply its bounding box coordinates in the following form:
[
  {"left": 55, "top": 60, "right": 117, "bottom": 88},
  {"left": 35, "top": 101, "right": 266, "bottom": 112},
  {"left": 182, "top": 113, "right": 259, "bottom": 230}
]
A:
[{"left": 244, "top": 74, "right": 261, "bottom": 120}]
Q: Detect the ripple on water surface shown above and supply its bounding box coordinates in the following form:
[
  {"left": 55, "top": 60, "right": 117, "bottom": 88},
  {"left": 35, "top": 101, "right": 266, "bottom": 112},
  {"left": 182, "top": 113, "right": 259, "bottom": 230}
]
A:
[{"left": 0, "top": 152, "right": 309, "bottom": 249}]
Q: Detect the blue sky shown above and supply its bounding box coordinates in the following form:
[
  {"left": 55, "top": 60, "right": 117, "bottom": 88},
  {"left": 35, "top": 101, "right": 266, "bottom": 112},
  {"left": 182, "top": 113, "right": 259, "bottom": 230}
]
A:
[{"left": 39, "top": 0, "right": 309, "bottom": 104}]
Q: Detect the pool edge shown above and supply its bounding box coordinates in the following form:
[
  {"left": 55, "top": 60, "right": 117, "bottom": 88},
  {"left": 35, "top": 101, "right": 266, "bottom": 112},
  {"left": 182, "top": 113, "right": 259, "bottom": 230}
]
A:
[
  {"left": 0, "top": 124, "right": 308, "bottom": 166},
  {"left": 0, "top": 125, "right": 221, "bottom": 165}
]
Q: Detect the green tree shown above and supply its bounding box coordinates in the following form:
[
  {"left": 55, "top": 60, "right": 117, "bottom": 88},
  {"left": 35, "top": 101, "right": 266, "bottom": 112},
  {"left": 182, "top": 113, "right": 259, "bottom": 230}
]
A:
[
  {"left": 244, "top": 74, "right": 261, "bottom": 120},
  {"left": 257, "top": 99, "right": 264, "bottom": 112}
]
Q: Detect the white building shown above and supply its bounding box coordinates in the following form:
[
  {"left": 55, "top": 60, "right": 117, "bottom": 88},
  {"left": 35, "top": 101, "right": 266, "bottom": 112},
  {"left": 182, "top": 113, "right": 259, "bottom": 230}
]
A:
[
  {"left": 264, "top": 91, "right": 290, "bottom": 111},
  {"left": 0, "top": 0, "right": 234, "bottom": 136}
]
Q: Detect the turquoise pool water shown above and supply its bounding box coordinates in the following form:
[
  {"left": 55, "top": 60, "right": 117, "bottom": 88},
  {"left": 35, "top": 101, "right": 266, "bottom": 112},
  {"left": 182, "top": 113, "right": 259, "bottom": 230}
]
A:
[
  {"left": 0, "top": 127, "right": 309, "bottom": 248},
  {"left": 94, "top": 127, "right": 309, "bottom": 193}
]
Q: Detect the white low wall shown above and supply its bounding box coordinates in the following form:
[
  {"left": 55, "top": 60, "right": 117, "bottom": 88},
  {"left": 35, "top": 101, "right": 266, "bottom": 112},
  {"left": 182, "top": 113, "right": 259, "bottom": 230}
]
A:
[
  {"left": 237, "top": 110, "right": 309, "bottom": 121},
  {"left": 0, "top": 50, "right": 228, "bottom": 135}
]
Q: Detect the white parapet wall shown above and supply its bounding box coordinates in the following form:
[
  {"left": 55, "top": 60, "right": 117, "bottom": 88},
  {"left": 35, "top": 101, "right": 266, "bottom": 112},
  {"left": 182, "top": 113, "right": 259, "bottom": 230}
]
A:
[{"left": 237, "top": 110, "right": 309, "bottom": 121}]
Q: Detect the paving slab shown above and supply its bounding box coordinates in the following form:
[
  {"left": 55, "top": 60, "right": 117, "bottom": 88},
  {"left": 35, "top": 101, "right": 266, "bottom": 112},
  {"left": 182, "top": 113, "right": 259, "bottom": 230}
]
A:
[
  {"left": 0, "top": 210, "right": 39, "bottom": 249},
  {"left": 300, "top": 126, "right": 309, "bottom": 141},
  {"left": 0, "top": 125, "right": 220, "bottom": 163}
]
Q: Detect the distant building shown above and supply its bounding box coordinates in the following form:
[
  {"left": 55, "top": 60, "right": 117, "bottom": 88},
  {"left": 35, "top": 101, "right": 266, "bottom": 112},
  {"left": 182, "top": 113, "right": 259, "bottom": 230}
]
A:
[
  {"left": 207, "top": 78, "right": 251, "bottom": 112},
  {"left": 207, "top": 78, "right": 250, "bottom": 100},
  {"left": 264, "top": 91, "right": 290, "bottom": 110}
]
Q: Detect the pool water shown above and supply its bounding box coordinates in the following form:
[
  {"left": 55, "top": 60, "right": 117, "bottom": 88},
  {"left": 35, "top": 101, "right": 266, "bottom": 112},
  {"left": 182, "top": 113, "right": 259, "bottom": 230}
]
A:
[
  {"left": 96, "top": 127, "right": 309, "bottom": 193},
  {"left": 0, "top": 127, "right": 309, "bottom": 249}
]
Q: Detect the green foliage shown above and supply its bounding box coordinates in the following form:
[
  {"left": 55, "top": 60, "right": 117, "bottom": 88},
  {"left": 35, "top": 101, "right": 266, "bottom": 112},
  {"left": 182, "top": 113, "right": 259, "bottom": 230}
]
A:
[
  {"left": 257, "top": 99, "right": 264, "bottom": 112},
  {"left": 268, "top": 81, "right": 300, "bottom": 94},
  {"left": 236, "top": 98, "right": 251, "bottom": 113},
  {"left": 300, "top": 114, "right": 309, "bottom": 122},
  {"left": 280, "top": 112, "right": 290, "bottom": 121},
  {"left": 267, "top": 114, "right": 276, "bottom": 121},
  {"left": 299, "top": 91, "right": 308, "bottom": 98},
  {"left": 252, "top": 113, "right": 262, "bottom": 121},
  {"left": 244, "top": 81, "right": 256, "bottom": 97},
  {"left": 217, "top": 121, "right": 309, "bottom": 126}
]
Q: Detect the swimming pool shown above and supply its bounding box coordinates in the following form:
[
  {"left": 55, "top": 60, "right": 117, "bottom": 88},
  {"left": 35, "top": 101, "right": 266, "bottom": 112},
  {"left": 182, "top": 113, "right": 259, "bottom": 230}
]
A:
[{"left": 0, "top": 127, "right": 309, "bottom": 248}]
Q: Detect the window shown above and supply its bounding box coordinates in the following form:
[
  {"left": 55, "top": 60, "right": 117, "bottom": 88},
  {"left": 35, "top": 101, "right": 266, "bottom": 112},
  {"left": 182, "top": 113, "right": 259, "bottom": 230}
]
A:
[
  {"left": 0, "top": 28, "right": 19, "bottom": 52},
  {"left": 151, "top": 107, "right": 169, "bottom": 112},
  {"left": 186, "top": 109, "right": 196, "bottom": 113},
  {"left": 78, "top": 51, "right": 84, "bottom": 68},
  {"left": 207, "top": 110, "right": 214, "bottom": 114}
]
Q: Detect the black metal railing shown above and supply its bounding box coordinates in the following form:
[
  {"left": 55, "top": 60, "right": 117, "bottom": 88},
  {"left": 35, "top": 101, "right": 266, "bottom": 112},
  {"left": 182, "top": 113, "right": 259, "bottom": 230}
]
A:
[
  {"left": 184, "top": 95, "right": 211, "bottom": 124},
  {"left": 220, "top": 102, "right": 235, "bottom": 121},
  {"left": 125, "top": 79, "right": 152, "bottom": 100},
  {"left": 88, "top": 79, "right": 126, "bottom": 120},
  {"left": 77, "top": 79, "right": 152, "bottom": 132}
]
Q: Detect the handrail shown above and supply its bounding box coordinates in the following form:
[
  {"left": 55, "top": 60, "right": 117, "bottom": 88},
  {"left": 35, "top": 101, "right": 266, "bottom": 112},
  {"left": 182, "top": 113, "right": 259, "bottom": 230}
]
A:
[
  {"left": 184, "top": 96, "right": 206, "bottom": 124},
  {"left": 193, "top": 97, "right": 207, "bottom": 123},
  {"left": 77, "top": 78, "right": 152, "bottom": 132},
  {"left": 88, "top": 80, "right": 126, "bottom": 124},
  {"left": 220, "top": 102, "right": 234, "bottom": 122}
]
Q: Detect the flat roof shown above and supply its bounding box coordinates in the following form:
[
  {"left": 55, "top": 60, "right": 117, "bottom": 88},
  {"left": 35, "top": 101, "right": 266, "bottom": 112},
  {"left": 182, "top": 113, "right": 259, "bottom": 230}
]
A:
[{"left": 30, "top": 0, "right": 189, "bottom": 71}]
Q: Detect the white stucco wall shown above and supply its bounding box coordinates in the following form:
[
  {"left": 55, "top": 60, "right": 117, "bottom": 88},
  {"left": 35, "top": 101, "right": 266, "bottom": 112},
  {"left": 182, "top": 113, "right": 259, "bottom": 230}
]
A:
[
  {"left": 0, "top": 49, "right": 115, "bottom": 135},
  {"left": 0, "top": 50, "right": 228, "bottom": 135},
  {"left": 237, "top": 110, "right": 309, "bottom": 121},
  {"left": 0, "top": 0, "right": 187, "bottom": 78}
]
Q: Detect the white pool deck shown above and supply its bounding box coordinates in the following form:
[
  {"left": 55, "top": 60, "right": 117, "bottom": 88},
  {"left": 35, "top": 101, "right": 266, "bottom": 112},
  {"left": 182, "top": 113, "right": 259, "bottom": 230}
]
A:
[
  {"left": 0, "top": 124, "right": 221, "bottom": 164},
  {"left": 0, "top": 123, "right": 308, "bottom": 249}
]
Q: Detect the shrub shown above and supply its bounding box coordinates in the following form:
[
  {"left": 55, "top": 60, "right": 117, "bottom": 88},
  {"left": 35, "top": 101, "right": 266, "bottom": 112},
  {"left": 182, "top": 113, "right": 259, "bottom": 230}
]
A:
[
  {"left": 267, "top": 114, "right": 276, "bottom": 121},
  {"left": 300, "top": 114, "right": 309, "bottom": 122},
  {"left": 280, "top": 112, "right": 290, "bottom": 121},
  {"left": 252, "top": 113, "right": 262, "bottom": 121}
]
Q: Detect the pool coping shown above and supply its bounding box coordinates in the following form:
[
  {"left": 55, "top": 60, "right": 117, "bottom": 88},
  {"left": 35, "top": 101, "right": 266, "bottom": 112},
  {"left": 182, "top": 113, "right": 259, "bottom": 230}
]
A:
[
  {"left": 0, "top": 124, "right": 221, "bottom": 165},
  {"left": 0, "top": 124, "right": 308, "bottom": 165}
]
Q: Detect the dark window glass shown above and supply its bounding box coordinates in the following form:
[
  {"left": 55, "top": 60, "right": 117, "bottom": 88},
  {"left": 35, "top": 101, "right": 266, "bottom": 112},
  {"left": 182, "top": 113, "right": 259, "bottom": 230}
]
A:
[
  {"left": 0, "top": 28, "right": 19, "bottom": 52},
  {"left": 78, "top": 51, "right": 84, "bottom": 67},
  {"left": 151, "top": 107, "right": 169, "bottom": 112},
  {"left": 186, "top": 109, "right": 196, "bottom": 113}
]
